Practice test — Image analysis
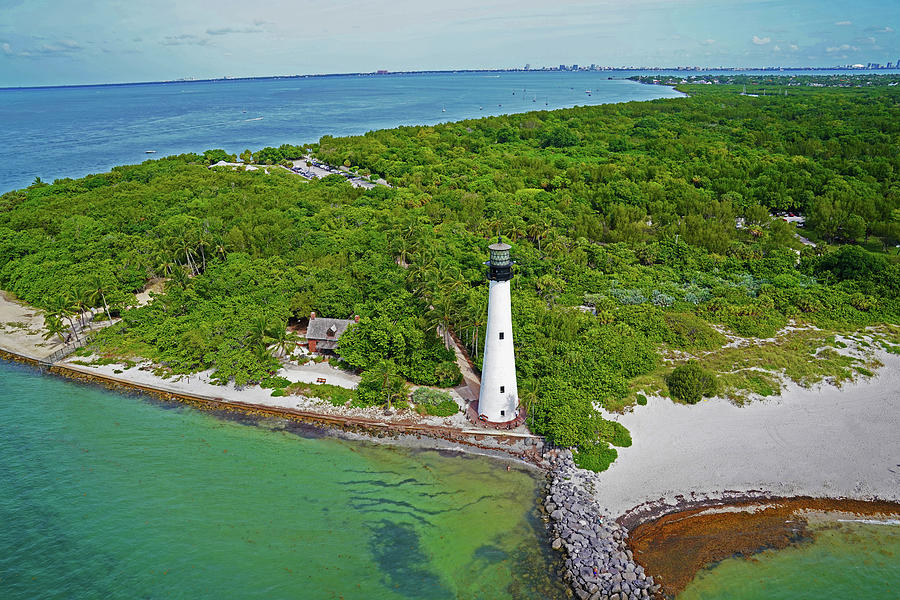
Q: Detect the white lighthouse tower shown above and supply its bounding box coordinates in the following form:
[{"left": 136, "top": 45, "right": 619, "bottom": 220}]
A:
[{"left": 478, "top": 238, "right": 518, "bottom": 423}]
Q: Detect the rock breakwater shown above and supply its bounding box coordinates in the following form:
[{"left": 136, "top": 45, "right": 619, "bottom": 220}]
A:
[{"left": 544, "top": 450, "right": 660, "bottom": 600}]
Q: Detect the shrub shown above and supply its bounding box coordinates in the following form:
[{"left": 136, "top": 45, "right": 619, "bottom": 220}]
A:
[
  {"left": 636, "top": 394, "right": 648, "bottom": 406},
  {"left": 287, "top": 382, "right": 354, "bottom": 406},
  {"left": 817, "top": 245, "right": 886, "bottom": 282},
  {"left": 666, "top": 360, "right": 718, "bottom": 404},
  {"left": 663, "top": 312, "right": 725, "bottom": 350},
  {"left": 355, "top": 360, "right": 408, "bottom": 407},
  {"left": 598, "top": 420, "right": 632, "bottom": 448},
  {"left": 261, "top": 375, "right": 291, "bottom": 389},
  {"left": 419, "top": 399, "right": 460, "bottom": 417},
  {"left": 651, "top": 290, "right": 674, "bottom": 307},
  {"left": 540, "top": 124, "right": 578, "bottom": 148},
  {"left": 411, "top": 387, "right": 452, "bottom": 406},
  {"left": 433, "top": 360, "right": 462, "bottom": 387},
  {"left": 573, "top": 441, "right": 618, "bottom": 472},
  {"left": 271, "top": 388, "right": 286, "bottom": 397}
]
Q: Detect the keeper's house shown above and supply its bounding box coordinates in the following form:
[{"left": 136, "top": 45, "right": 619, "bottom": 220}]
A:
[{"left": 306, "top": 311, "right": 358, "bottom": 353}]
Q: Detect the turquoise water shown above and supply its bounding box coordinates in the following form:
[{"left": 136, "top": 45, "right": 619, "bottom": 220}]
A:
[
  {"left": 0, "top": 360, "right": 565, "bottom": 599},
  {"left": 678, "top": 519, "right": 900, "bottom": 599}
]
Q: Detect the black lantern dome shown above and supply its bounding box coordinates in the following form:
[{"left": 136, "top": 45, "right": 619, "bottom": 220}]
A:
[{"left": 487, "top": 237, "right": 512, "bottom": 281}]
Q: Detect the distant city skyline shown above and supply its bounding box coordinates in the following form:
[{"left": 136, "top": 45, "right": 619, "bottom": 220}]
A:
[{"left": 0, "top": 0, "right": 897, "bottom": 87}]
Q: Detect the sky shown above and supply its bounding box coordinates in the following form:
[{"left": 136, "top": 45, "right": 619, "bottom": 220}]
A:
[{"left": 0, "top": 0, "right": 898, "bottom": 87}]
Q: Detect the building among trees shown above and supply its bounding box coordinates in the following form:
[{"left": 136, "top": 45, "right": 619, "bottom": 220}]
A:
[{"left": 306, "top": 312, "right": 358, "bottom": 353}]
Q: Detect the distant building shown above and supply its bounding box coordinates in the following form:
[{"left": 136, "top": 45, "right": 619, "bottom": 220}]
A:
[
  {"left": 524, "top": 63, "right": 530, "bottom": 70},
  {"left": 306, "top": 312, "right": 358, "bottom": 353},
  {"left": 376, "top": 69, "right": 389, "bottom": 75},
  {"left": 559, "top": 64, "right": 567, "bottom": 71}
]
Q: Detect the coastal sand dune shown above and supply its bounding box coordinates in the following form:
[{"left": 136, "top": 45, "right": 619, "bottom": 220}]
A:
[{"left": 595, "top": 352, "right": 900, "bottom": 520}]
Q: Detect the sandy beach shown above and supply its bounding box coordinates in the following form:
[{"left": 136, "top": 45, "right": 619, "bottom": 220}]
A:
[
  {"left": 5, "top": 287, "right": 899, "bottom": 514},
  {"left": 594, "top": 350, "right": 900, "bottom": 523},
  {"left": 0, "top": 291, "right": 63, "bottom": 360},
  {"left": 59, "top": 357, "right": 478, "bottom": 431}
]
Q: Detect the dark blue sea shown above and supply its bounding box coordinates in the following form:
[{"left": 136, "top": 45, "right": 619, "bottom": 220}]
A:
[
  {"left": 0, "top": 70, "right": 687, "bottom": 192},
  {"left": 4, "top": 68, "right": 900, "bottom": 193}
]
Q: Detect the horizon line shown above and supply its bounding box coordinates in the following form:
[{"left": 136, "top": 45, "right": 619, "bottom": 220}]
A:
[{"left": 2, "top": 64, "right": 898, "bottom": 92}]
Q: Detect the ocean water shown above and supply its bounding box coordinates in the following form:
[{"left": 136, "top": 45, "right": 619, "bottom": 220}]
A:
[
  {"left": 0, "top": 360, "right": 565, "bottom": 599},
  {"left": 0, "top": 70, "right": 685, "bottom": 192},
  {"left": 678, "top": 519, "right": 900, "bottom": 599}
]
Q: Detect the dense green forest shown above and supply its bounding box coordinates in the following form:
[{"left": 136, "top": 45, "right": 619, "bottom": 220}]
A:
[{"left": 2, "top": 80, "right": 899, "bottom": 470}]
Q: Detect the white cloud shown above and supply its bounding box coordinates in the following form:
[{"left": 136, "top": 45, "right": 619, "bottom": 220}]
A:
[
  {"left": 1, "top": 39, "right": 81, "bottom": 58},
  {"left": 790, "top": 44, "right": 799, "bottom": 51},
  {"left": 206, "top": 26, "right": 264, "bottom": 36},
  {"left": 38, "top": 39, "right": 81, "bottom": 54},
  {"left": 835, "top": 20, "right": 852, "bottom": 26},
  {"left": 826, "top": 43, "right": 859, "bottom": 53},
  {"left": 161, "top": 34, "right": 211, "bottom": 46},
  {"left": 773, "top": 45, "right": 781, "bottom": 52},
  {"left": 700, "top": 38, "right": 715, "bottom": 46},
  {"left": 752, "top": 35, "right": 771, "bottom": 45},
  {"left": 865, "top": 26, "right": 894, "bottom": 33}
]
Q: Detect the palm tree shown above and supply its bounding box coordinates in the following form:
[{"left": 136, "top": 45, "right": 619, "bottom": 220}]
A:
[
  {"left": 196, "top": 222, "right": 213, "bottom": 272},
  {"left": 433, "top": 266, "right": 463, "bottom": 349},
  {"left": 42, "top": 314, "right": 67, "bottom": 344},
  {"left": 177, "top": 236, "right": 198, "bottom": 276},
  {"left": 507, "top": 218, "right": 526, "bottom": 242},
  {"left": 461, "top": 291, "right": 487, "bottom": 361},
  {"left": 270, "top": 325, "right": 299, "bottom": 359},
  {"left": 167, "top": 264, "right": 191, "bottom": 290},
  {"left": 65, "top": 288, "right": 91, "bottom": 330},
  {"left": 527, "top": 221, "right": 549, "bottom": 252},
  {"left": 47, "top": 295, "right": 80, "bottom": 343},
  {"left": 153, "top": 251, "right": 175, "bottom": 278},
  {"left": 247, "top": 315, "right": 275, "bottom": 353},
  {"left": 88, "top": 273, "right": 113, "bottom": 322}
]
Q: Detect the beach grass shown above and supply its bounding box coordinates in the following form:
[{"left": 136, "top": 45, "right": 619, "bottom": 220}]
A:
[
  {"left": 286, "top": 381, "right": 355, "bottom": 406},
  {"left": 627, "top": 328, "right": 887, "bottom": 406}
]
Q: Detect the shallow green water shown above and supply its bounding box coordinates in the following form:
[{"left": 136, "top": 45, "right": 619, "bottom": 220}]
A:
[
  {"left": 0, "top": 360, "right": 564, "bottom": 599},
  {"left": 678, "top": 519, "right": 900, "bottom": 599}
]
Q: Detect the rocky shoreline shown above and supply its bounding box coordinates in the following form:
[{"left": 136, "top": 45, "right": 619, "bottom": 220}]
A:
[{"left": 543, "top": 449, "right": 660, "bottom": 600}]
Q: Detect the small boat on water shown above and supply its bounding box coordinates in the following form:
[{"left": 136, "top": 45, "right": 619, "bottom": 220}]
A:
[{"left": 145, "top": 150, "right": 156, "bottom": 154}]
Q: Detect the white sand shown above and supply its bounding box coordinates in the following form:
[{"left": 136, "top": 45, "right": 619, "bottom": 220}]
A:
[
  {"left": 0, "top": 291, "right": 61, "bottom": 360},
  {"left": 61, "top": 358, "right": 474, "bottom": 429},
  {"left": 593, "top": 351, "right": 900, "bottom": 519}
]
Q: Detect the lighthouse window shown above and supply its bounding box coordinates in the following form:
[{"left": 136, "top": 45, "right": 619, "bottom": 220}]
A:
[
  {"left": 500, "top": 410, "right": 505, "bottom": 417},
  {"left": 499, "top": 332, "right": 504, "bottom": 340},
  {"left": 500, "top": 386, "right": 505, "bottom": 393}
]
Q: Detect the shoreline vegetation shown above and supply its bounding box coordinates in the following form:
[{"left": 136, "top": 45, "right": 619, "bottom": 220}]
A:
[{"left": 3, "top": 75, "right": 900, "bottom": 597}]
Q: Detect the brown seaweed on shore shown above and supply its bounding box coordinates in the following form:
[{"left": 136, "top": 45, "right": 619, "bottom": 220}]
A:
[{"left": 627, "top": 497, "right": 900, "bottom": 598}]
